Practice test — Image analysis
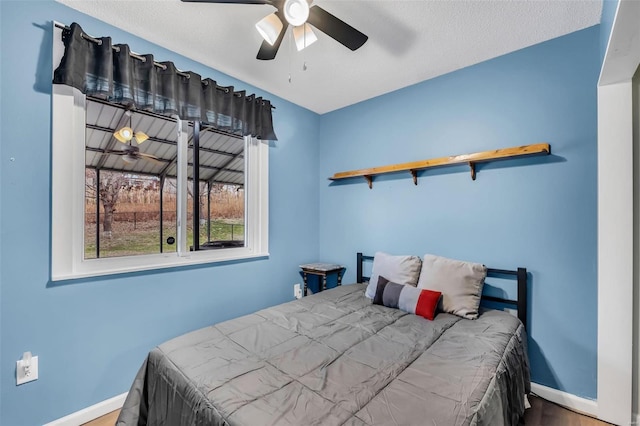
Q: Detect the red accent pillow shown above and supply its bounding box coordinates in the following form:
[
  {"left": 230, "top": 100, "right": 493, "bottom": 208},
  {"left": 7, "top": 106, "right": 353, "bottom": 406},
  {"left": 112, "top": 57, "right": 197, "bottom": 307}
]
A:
[{"left": 415, "top": 288, "right": 442, "bottom": 320}]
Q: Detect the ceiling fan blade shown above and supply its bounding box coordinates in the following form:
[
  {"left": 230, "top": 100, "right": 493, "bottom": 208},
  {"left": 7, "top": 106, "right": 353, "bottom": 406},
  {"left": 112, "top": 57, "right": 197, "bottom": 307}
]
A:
[
  {"left": 307, "top": 5, "right": 368, "bottom": 51},
  {"left": 257, "top": 18, "right": 289, "bottom": 60},
  {"left": 139, "top": 153, "right": 165, "bottom": 165}
]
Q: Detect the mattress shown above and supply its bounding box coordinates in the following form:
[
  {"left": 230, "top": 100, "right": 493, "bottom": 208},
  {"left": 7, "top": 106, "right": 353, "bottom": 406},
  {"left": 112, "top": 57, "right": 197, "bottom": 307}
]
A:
[{"left": 117, "top": 283, "right": 530, "bottom": 426}]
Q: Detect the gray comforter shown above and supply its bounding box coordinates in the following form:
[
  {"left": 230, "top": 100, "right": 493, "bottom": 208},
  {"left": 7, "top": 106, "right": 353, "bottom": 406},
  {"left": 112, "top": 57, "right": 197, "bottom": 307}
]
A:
[{"left": 117, "top": 283, "right": 530, "bottom": 426}]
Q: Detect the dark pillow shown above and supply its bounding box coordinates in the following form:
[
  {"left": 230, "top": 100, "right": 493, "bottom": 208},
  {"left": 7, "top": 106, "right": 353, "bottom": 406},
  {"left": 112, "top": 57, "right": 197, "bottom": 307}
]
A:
[{"left": 374, "top": 276, "right": 442, "bottom": 320}]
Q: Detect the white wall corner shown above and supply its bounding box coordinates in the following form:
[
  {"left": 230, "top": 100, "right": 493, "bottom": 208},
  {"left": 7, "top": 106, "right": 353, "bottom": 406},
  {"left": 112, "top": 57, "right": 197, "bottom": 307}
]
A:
[
  {"left": 598, "top": 79, "right": 634, "bottom": 426},
  {"left": 633, "top": 64, "right": 640, "bottom": 426},
  {"left": 43, "top": 392, "right": 127, "bottom": 426},
  {"left": 597, "top": 3, "right": 640, "bottom": 424}
]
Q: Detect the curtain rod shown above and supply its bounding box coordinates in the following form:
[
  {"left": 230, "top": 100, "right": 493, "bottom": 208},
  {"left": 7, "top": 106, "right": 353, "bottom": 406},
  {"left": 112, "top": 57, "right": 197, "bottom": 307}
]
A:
[
  {"left": 54, "top": 22, "right": 193, "bottom": 78},
  {"left": 53, "top": 22, "right": 270, "bottom": 104}
]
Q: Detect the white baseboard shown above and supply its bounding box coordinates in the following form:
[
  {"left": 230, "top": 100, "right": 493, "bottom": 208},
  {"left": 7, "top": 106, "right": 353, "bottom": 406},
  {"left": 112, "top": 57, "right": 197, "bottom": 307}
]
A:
[
  {"left": 43, "top": 392, "right": 127, "bottom": 426},
  {"left": 530, "top": 382, "right": 598, "bottom": 418}
]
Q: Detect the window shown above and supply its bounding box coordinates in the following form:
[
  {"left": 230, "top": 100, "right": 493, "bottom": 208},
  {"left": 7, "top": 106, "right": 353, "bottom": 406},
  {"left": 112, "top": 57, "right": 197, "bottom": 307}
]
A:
[{"left": 51, "top": 26, "right": 268, "bottom": 280}]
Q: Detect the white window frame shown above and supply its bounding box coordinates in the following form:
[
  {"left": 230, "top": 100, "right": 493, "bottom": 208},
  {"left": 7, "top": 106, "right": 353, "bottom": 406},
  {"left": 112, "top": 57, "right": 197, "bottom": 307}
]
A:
[{"left": 51, "top": 23, "right": 269, "bottom": 281}]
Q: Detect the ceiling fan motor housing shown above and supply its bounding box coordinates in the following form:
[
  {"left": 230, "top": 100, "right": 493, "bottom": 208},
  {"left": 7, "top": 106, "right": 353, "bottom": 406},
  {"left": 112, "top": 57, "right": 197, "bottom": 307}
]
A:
[{"left": 283, "top": 0, "right": 309, "bottom": 26}]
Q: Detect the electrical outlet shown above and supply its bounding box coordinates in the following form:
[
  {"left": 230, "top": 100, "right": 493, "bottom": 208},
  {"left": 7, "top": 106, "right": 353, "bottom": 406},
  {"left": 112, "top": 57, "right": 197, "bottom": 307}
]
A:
[
  {"left": 294, "top": 283, "right": 302, "bottom": 299},
  {"left": 16, "top": 353, "right": 38, "bottom": 385}
]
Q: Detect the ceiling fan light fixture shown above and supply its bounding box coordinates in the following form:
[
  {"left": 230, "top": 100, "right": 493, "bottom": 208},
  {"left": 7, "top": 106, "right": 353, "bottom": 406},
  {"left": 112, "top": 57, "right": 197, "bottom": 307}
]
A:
[
  {"left": 256, "top": 13, "right": 283, "bottom": 46},
  {"left": 283, "top": 0, "right": 309, "bottom": 27},
  {"left": 114, "top": 126, "right": 134, "bottom": 143},
  {"left": 293, "top": 23, "right": 317, "bottom": 51},
  {"left": 134, "top": 131, "right": 149, "bottom": 144}
]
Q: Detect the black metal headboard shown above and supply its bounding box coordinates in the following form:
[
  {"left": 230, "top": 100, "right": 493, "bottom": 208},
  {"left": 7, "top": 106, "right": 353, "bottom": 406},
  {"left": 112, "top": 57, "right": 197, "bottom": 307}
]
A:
[{"left": 356, "top": 252, "right": 528, "bottom": 329}]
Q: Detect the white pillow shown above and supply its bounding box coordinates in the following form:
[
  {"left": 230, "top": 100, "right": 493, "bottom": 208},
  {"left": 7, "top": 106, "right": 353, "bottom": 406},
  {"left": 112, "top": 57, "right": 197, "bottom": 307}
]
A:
[
  {"left": 417, "top": 254, "right": 487, "bottom": 319},
  {"left": 364, "top": 252, "right": 422, "bottom": 299}
]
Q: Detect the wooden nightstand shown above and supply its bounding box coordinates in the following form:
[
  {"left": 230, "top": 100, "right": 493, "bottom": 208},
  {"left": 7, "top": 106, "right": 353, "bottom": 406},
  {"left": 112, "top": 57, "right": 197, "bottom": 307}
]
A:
[{"left": 299, "top": 263, "right": 344, "bottom": 296}]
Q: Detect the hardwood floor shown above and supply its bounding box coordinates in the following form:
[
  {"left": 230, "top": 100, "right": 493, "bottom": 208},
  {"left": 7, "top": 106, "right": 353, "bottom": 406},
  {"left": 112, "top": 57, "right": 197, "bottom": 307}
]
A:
[
  {"left": 82, "top": 409, "right": 119, "bottom": 426},
  {"left": 83, "top": 395, "right": 612, "bottom": 426},
  {"left": 523, "top": 395, "right": 612, "bottom": 426}
]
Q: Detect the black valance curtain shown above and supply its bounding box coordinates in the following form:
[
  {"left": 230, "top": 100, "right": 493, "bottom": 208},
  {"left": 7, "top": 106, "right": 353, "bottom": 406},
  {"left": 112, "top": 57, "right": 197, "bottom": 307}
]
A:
[{"left": 53, "top": 22, "right": 277, "bottom": 140}]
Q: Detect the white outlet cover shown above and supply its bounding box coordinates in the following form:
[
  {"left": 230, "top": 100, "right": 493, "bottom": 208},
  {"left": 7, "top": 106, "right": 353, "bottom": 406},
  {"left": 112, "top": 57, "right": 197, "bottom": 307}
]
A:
[
  {"left": 16, "top": 356, "right": 38, "bottom": 385},
  {"left": 294, "top": 283, "right": 301, "bottom": 298}
]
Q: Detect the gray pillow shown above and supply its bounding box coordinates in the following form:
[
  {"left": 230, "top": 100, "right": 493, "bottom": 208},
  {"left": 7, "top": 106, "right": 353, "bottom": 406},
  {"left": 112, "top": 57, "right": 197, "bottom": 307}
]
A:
[
  {"left": 417, "top": 254, "right": 487, "bottom": 319},
  {"left": 364, "top": 252, "right": 422, "bottom": 299}
]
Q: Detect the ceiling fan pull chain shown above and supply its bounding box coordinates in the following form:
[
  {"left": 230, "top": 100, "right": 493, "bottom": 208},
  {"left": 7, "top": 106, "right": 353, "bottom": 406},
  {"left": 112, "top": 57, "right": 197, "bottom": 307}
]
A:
[
  {"left": 288, "top": 27, "right": 293, "bottom": 83},
  {"left": 302, "top": 25, "right": 307, "bottom": 71}
]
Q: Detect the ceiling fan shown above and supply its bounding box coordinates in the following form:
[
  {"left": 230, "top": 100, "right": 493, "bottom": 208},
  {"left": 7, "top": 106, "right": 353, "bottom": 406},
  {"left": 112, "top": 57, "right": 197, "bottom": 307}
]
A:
[
  {"left": 104, "top": 112, "right": 162, "bottom": 164},
  {"left": 113, "top": 113, "right": 149, "bottom": 145},
  {"left": 181, "top": 0, "right": 368, "bottom": 60},
  {"left": 104, "top": 142, "right": 164, "bottom": 165}
]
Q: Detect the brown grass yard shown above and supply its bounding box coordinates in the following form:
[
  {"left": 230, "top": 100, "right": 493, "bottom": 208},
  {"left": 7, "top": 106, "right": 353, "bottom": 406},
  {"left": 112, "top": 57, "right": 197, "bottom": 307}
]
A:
[{"left": 85, "top": 185, "right": 244, "bottom": 221}]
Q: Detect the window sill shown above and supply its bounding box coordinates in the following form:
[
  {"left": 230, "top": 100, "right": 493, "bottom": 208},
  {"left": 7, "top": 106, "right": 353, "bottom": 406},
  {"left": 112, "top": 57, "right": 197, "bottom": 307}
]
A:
[{"left": 51, "top": 249, "right": 269, "bottom": 281}]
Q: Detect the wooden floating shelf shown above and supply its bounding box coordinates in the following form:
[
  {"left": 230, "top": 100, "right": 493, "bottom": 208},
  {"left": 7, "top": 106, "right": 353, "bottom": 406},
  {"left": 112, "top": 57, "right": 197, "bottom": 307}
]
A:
[{"left": 329, "top": 143, "right": 551, "bottom": 189}]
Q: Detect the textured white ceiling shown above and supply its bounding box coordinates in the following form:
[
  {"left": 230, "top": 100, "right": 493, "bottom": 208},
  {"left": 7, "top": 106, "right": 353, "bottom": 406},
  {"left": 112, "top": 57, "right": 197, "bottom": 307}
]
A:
[{"left": 56, "top": 0, "right": 603, "bottom": 114}]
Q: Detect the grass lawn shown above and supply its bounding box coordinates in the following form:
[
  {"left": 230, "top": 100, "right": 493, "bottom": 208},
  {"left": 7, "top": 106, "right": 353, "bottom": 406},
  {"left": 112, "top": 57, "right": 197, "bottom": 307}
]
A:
[{"left": 85, "top": 220, "right": 244, "bottom": 258}]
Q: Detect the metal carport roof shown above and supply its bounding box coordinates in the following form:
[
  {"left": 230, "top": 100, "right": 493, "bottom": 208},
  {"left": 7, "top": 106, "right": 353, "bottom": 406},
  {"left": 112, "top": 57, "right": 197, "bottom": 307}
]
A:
[{"left": 85, "top": 97, "right": 245, "bottom": 186}]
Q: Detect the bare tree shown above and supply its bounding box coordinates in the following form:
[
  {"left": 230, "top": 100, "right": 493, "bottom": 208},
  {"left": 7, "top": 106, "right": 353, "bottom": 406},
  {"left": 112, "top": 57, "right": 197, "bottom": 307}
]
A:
[
  {"left": 85, "top": 169, "right": 127, "bottom": 237},
  {"left": 166, "top": 179, "right": 209, "bottom": 224}
]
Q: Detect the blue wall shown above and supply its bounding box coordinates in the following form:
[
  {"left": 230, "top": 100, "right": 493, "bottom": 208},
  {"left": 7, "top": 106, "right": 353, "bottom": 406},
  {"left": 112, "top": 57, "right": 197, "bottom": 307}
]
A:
[
  {"left": 0, "top": 2, "right": 320, "bottom": 425},
  {"left": 600, "top": 0, "right": 620, "bottom": 65},
  {"left": 318, "top": 27, "right": 600, "bottom": 399}
]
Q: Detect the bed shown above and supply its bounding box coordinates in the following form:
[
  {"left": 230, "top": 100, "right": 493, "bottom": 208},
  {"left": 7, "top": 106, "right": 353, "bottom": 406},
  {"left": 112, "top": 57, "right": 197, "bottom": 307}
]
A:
[{"left": 117, "top": 252, "right": 530, "bottom": 426}]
